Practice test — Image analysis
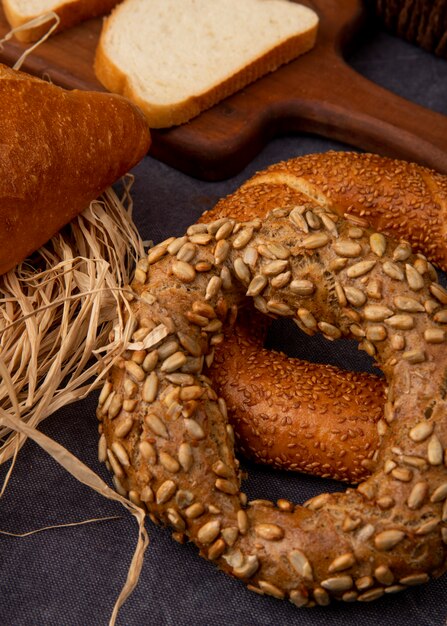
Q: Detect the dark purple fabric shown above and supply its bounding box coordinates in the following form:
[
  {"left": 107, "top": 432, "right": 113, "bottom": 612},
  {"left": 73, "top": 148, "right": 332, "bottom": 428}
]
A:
[{"left": 1, "top": 26, "right": 447, "bottom": 626}]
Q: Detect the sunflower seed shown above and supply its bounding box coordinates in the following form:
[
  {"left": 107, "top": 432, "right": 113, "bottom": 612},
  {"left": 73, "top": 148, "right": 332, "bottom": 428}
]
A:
[
  {"left": 98, "top": 434, "right": 107, "bottom": 463},
  {"left": 160, "top": 351, "right": 187, "bottom": 373},
  {"left": 214, "top": 240, "right": 231, "bottom": 265},
  {"left": 233, "top": 258, "right": 251, "bottom": 284},
  {"left": 385, "top": 314, "right": 414, "bottom": 330},
  {"left": 290, "top": 279, "right": 315, "bottom": 295},
  {"left": 215, "top": 479, "right": 238, "bottom": 495},
  {"left": 370, "top": 233, "right": 386, "bottom": 257},
  {"left": 428, "top": 434, "right": 443, "bottom": 465},
  {"left": 233, "top": 555, "right": 259, "bottom": 578},
  {"left": 333, "top": 241, "right": 362, "bottom": 258},
  {"left": 403, "top": 349, "right": 426, "bottom": 363},
  {"left": 108, "top": 393, "right": 123, "bottom": 419},
  {"left": 405, "top": 264, "right": 424, "bottom": 291},
  {"left": 430, "top": 283, "right": 447, "bottom": 304},
  {"left": 393, "top": 296, "right": 424, "bottom": 312},
  {"left": 139, "top": 441, "right": 156, "bottom": 464},
  {"left": 374, "top": 529, "right": 405, "bottom": 551},
  {"left": 347, "top": 260, "right": 376, "bottom": 278},
  {"left": 178, "top": 442, "right": 193, "bottom": 471},
  {"left": 255, "top": 523, "right": 284, "bottom": 541},
  {"left": 407, "top": 482, "right": 429, "bottom": 510},
  {"left": 262, "top": 259, "right": 289, "bottom": 276},
  {"left": 425, "top": 328, "right": 445, "bottom": 343},
  {"left": 393, "top": 242, "right": 412, "bottom": 262},
  {"left": 98, "top": 382, "right": 113, "bottom": 406},
  {"left": 328, "top": 553, "right": 356, "bottom": 573},
  {"left": 172, "top": 260, "right": 196, "bottom": 283},
  {"left": 318, "top": 321, "right": 342, "bottom": 339},
  {"left": 375, "top": 565, "right": 394, "bottom": 585},
  {"left": 177, "top": 242, "right": 196, "bottom": 263},
  {"left": 321, "top": 576, "right": 353, "bottom": 592},
  {"left": 399, "top": 573, "right": 429, "bottom": 586},
  {"left": 289, "top": 207, "right": 309, "bottom": 232},
  {"left": 115, "top": 417, "right": 133, "bottom": 439},
  {"left": 156, "top": 480, "right": 177, "bottom": 504},
  {"left": 184, "top": 418, "right": 205, "bottom": 439},
  {"left": 288, "top": 550, "right": 313, "bottom": 580},
  {"left": 430, "top": 482, "right": 447, "bottom": 503},
  {"left": 302, "top": 232, "right": 330, "bottom": 249},
  {"left": 142, "top": 372, "right": 159, "bottom": 403},
  {"left": 383, "top": 261, "right": 404, "bottom": 281},
  {"left": 233, "top": 227, "right": 254, "bottom": 249},
  {"left": 409, "top": 421, "right": 433, "bottom": 442},
  {"left": 363, "top": 304, "right": 393, "bottom": 321},
  {"left": 198, "top": 520, "right": 221, "bottom": 544},
  {"left": 344, "top": 285, "right": 366, "bottom": 307},
  {"left": 124, "top": 361, "right": 145, "bottom": 383},
  {"left": 145, "top": 413, "right": 168, "bottom": 438},
  {"left": 167, "top": 236, "right": 188, "bottom": 255}
]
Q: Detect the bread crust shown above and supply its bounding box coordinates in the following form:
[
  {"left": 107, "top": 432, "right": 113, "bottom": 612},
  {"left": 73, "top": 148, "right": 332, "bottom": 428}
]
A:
[
  {"left": 98, "top": 160, "right": 447, "bottom": 606},
  {"left": 2, "top": 0, "right": 120, "bottom": 42},
  {"left": 94, "top": 2, "right": 318, "bottom": 128},
  {"left": 206, "top": 151, "right": 447, "bottom": 271},
  {"left": 0, "top": 63, "right": 150, "bottom": 275},
  {"left": 208, "top": 308, "right": 383, "bottom": 483}
]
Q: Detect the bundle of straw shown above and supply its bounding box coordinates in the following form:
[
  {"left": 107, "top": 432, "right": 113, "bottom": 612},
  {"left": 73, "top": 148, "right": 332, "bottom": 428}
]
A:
[
  {"left": 0, "top": 177, "right": 145, "bottom": 471},
  {"left": 0, "top": 179, "right": 151, "bottom": 624}
]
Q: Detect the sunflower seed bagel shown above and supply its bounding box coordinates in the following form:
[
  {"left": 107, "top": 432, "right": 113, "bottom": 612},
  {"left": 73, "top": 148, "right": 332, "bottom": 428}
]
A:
[
  {"left": 98, "top": 187, "right": 447, "bottom": 605},
  {"left": 199, "top": 151, "right": 447, "bottom": 483}
]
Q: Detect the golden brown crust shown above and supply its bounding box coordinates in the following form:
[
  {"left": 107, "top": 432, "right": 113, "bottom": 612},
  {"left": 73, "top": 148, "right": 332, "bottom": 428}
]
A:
[
  {"left": 98, "top": 163, "right": 447, "bottom": 605},
  {"left": 209, "top": 308, "right": 383, "bottom": 483},
  {"left": 2, "top": 0, "right": 120, "bottom": 42},
  {"left": 206, "top": 152, "right": 447, "bottom": 272},
  {"left": 0, "top": 63, "right": 150, "bottom": 274}
]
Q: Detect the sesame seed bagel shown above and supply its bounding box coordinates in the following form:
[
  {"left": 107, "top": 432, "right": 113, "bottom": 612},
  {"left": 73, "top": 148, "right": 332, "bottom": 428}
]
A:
[
  {"left": 98, "top": 182, "right": 447, "bottom": 605},
  {"left": 208, "top": 307, "right": 384, "bottom": 483},
  {"left": 199, "top": 152, "right": 447, "bottom": 483}
]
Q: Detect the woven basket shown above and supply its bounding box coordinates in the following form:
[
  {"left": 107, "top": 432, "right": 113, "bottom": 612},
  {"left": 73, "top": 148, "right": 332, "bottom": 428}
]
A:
[{"left": 371, "top": 0, "right": 447, "bottom": 57}]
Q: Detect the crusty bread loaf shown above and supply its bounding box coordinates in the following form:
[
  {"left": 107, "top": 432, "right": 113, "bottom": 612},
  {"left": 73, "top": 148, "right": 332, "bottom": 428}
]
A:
[
  {"left": 0, "top": 63, "right": 150, "bottom": 275},
  {"left": 94, "top": 0, "right": 319, "bottom": 128},
  {"left": 2, "top": 0, "right": 120, "bottom": 42}
]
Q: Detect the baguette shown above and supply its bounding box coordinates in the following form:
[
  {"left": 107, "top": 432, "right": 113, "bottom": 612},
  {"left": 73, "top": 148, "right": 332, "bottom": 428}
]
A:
[
  {"left": 2, "top": 0, "right": 120, "bottom": 42},
  {"left": 94, "top": 0, "right": 319, "bottom": 128},
  {"left": 0, "top": 63, "right": 150, "bottom": 275}
]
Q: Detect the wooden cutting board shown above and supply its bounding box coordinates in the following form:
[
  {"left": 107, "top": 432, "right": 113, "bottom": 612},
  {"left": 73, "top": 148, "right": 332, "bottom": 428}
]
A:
[{"left": 1, "top": 0, "right": 447, "bottom": 181}]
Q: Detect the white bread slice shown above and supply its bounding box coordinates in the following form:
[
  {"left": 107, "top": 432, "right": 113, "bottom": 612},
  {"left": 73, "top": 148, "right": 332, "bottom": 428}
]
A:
[
  {"left": 2, "top": 0, "right": 120, "bottom": 41},
  {"left": 94, "top": 0, "right": 319, "bottom": 128}
]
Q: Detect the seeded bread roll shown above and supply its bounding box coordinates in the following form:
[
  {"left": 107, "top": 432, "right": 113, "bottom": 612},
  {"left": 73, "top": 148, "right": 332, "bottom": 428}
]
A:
[
  {"left": 98, "top": 171, "right": 447, "bottom": 606},
  {"left": 0, "top": 63, "right": 150, "bottom": 275},
  {"left": 2, "top": 0, "right": 120, "bottom": 42}
]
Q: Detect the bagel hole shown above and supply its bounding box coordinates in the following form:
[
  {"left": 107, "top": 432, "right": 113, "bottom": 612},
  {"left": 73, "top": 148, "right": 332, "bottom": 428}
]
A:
[
  {"left": 264, "top": 318, "right": 384, "bottom": 377},
  {"left": 240, "top": 458, "right": 347, "bottom": 507},
  {"left": 236, "top": 317, "right": 380, "bottom": 503}
]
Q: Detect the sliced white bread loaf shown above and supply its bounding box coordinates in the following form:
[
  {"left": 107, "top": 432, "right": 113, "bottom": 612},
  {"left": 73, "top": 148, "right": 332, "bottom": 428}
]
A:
[
  {"left": 94, "top": 0, "right": 319, "bottom": 128},
  {"left": 2, "top": 0, "right": 120, "bottom": 41}
]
